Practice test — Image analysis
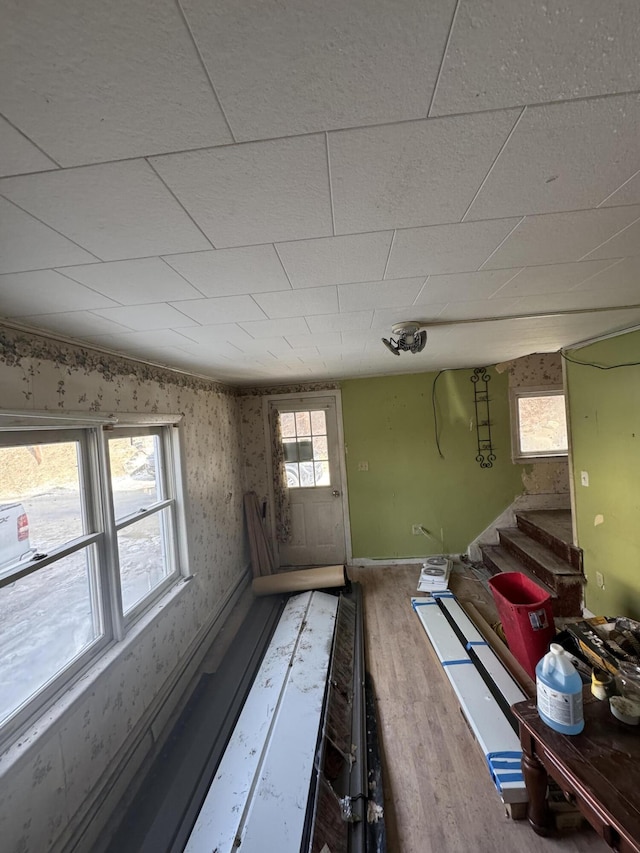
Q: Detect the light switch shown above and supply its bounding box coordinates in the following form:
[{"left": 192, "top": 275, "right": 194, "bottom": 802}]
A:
[{"left": 581, "top": 471, "right": 589, "bottom": 487}]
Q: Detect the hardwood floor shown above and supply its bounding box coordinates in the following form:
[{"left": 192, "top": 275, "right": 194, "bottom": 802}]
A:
[{"left": 349, "top": 564, "right": 608, "bottom": 853}]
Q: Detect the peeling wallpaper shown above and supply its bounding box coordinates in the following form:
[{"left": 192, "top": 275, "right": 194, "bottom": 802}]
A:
[
  {"left": 0, "top": 327, "right": 248, "bottom": 853},
  {"left": 504, "top": 352, "right": 570, "bottom": 496}
]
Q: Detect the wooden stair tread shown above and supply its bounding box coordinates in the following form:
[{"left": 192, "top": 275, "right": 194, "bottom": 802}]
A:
[
  {"left": 497, "top": 528, "right": 582, "bottom": 578},
  {"left": 515, "top": 510, "right": 573, "bottom": 546},
  {"left": 481, "top": 545, "right": 558, "bottom": 599}
]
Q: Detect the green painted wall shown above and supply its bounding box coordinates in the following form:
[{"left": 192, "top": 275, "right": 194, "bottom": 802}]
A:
[
  {"left": 341, "top": 369, "right": 524, "bottom": 558},
  {"left": 566, "top": 329, "right": 640, "bottom": 619}
]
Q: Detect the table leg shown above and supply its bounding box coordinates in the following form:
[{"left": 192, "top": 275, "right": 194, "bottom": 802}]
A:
[{"left": 522, "top": 741, "right": 550, "bottom": 836}]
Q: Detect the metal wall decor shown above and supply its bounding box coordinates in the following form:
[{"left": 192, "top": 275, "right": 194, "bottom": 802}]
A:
[{"left": 471, "top": 367, "right": 495, "bottom": 468}]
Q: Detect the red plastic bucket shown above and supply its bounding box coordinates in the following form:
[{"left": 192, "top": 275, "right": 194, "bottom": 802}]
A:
[{"left": 488, "top": 572, "right": 555, "bottom": 680}]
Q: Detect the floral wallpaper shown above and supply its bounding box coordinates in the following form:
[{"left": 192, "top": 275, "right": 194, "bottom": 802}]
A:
[
  {"left": 503, "top": 352, "right": 570, "bottom": 495},
  {"left": 0, "top": 326, "right": 248, "bottom": 853}
]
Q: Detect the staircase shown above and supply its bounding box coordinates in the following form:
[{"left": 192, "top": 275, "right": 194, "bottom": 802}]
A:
[{"left": 481, "top": 509, "right": 585, "bottom": 618}]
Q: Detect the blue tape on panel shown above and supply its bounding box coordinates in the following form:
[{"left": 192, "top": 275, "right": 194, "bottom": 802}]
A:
[
  {"left": 433, "top": 591, "right": 455, "bottom": 599},
  {"left": 411, "top": 599, "right": 439, "bottom": 611},
  {"left": 486, "top": 752, "right": 523, "bottom": 793},
  {"left": 441, "top": 659, "right": 473, "bottom": 667},
  {"left": 466, "top": 640, "right": 489, "bottom": 649}
]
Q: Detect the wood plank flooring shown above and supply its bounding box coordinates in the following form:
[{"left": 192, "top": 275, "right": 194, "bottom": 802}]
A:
[{"left": 349, "top": 564, "right": 608, "bottom": 853}]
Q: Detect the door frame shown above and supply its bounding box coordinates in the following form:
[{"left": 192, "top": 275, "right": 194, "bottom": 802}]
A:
[{"left": 262, "top": 389, "right": 352, "bottom": 568}]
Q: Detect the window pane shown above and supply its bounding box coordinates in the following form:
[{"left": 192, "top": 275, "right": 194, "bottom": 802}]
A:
[
  {"left": 285, "top": 462, "right": 300, "bottom": 488},
  {"left": 109, "top": 435, "right": 162, "bottom": 520},
  {"left": 118, "top": 508, "right": 171, "bottom": 613},
  {"left": 0, "top": 548, "right": 102, "bottom": 725},
  {"left": 298, "top": 462, "right": 316, "bottom": 487},
  {"left": 313, "top": 436, "right": 328, "bottom": 460},
  {"left": 295, "top": 411, "right": 311, "bottom": 437},
  {"left": 310, "top": 410, "right": 326, "bottom": 435},
  {"left": 280, "top": 412, "right": 296, "bottom": 438},
  {"left": 518, "top": 395, "right": 568, "bottom": 454},
  {"left": 0, "top": 441, "right": 84, "bottom": 572},
  {"left": 282, "top": 438, "right": 299, "bottom": 463}
]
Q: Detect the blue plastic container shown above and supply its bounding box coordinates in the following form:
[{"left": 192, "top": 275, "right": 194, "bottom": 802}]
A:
[{"left": 536, "top": 643, "right": 584, "bottom": 735}]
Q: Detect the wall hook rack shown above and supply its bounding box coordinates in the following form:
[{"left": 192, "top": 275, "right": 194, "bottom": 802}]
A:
[{"left": 471, "top": 367, "right": 495, "bottom": 468}]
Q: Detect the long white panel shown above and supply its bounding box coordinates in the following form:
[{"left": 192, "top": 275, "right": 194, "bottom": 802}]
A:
[
  {"left": 185, "top": 591, "right": 338, "bottom": 853},
  {"left": 412, "top": 597, "right": 526, "bottom": 804}
]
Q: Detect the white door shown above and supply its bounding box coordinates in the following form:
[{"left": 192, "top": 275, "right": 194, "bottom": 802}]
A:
[{"left": 271, "top": 396, "right": 347, "bottom": 567}]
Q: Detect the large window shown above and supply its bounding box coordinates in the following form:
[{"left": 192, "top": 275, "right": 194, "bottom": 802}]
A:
[
  {"left": 0, "top": 418, "right": 184, "bottom": 741},
  {"left": 510, "top": 388, "right": 568, "bottom": 461}
]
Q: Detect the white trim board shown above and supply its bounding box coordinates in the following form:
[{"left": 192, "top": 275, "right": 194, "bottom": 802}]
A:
[
  {"left": 411, "top": 594, "right": 527, "bottom": 805},
  {"left": 185, "top": 590, "right": 338, "bottom": 853}
]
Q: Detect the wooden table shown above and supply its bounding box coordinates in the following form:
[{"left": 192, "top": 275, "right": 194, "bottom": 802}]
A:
[{"left": 512, "top": 690, "right": 640, "bottom": 852}]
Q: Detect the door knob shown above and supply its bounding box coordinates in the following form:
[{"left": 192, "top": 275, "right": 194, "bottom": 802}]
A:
[{"left": 332, "top": 489, "right": 340, "bottom": 497}]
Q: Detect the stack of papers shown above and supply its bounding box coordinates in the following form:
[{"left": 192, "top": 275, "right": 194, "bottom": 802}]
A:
[{"left": 417, "top": 557, "right": 452, "bottom": 594}]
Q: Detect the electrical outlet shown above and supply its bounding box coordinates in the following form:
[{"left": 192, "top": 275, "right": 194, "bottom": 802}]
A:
[
  {"left": 596, "top": 571, "right": 605, "bottom": 589},
  {"left": 412, "top": 524, "right": 423, "bottom": 535},
  {"left": 581, "top": 470, "right": 589, "bottom": 487},
  {"left": 358, "top": 460, "right": 368, "bottom": 471}
]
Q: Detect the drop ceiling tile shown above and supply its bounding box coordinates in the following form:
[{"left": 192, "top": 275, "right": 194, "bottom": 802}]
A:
[
  {"left": 437, "top": 298, "right": 523, "bottom": 320},
  {"left": 239, "top": 318, "right": 311, "bottom": 339},
  {"left": 0, "top": 0, "right": 231, "bottom": 166},
  {"left": 15, "top": 311, "right": 132, "bottom": 338},
  {"left": 483, "top": 206, "right": 640, "bottom": 269},
  {"left": 285, "top": 332, "right": 340, "bottom": 349},
  {"left": 275, "top": 232, "right": 393, "bottom": 289},
  {"left": 170, "top": 296, "right": 267, "bottom": 325},
  {"left": 305, "top": 311, "right": 373, "bottom": 333},
  {"left": 430, "top": 0, "right": 640, "bottom": 116},
  {"left": 574, "top": 256, "right": 640, "bottom": 292},
  {"left": 164, "top": 246, "right": 290, "bottom": 297},
  {"left": 329, "top": 111, "right": 519, "bottom": 234},
  {"left": 600, "top": 170, "right": 640, "bottom": 207},
  {"left": 415, "top": 269, "right": 520, "bottom": 303},
  {"left": 253, "top": 286, "right": 338, "bottom": 319},
  {"left": 583, "top": 216, "right": 640, "bottom": 260},
  {"left": 466, "top": 95, "right": 640, "bottom": 220},
  {"left": 0, "top": 161, "right": 212, "bottom": 261},
  {"left": 179, "top": 324, "right": 255, "bottom": 347},
  {"left": 515, "top": 287, "right": 640, "bottom": 313},
  {"left": 234, "top": 337, "right": 293, "bottom": 355},
  {"left": 150, "top": 135, "right": 332, "bottom": 248},
  {"left": 92, "top": 303, "right": 200, "bottom": 331},
  {"left": 372, "top": 306, "right": 446, "bottom": 329},
  {"left": 0, "top": 270, "right": 118, "bottom": 316},
  {"left": 0, "top": 116, "right": 58, "bottom": 177},
  {"left": 59, "top": 259, "right": 204, "bottom": 304},
  {"left": 0, "top": 197, "right": 96, "bottom": 273},
  {"left": 84, "top": 329, "right": 200, "bottom": 352},
  {"left": 182, "top": 0, "right": 455, "bottom": 140},
  {"left": 494, "top": 260, "right": 617, "bottom": 297},
  {"left": 338, "top": 278, "right": 424, "bottom": 313},
  {"left": 387, "top": 219, "right": 523, "bottom": 279}
]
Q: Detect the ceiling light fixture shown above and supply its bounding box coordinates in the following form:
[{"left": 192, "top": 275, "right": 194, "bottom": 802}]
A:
[{"left": 382, "top": 322, "right": 427, "bottom": 356}]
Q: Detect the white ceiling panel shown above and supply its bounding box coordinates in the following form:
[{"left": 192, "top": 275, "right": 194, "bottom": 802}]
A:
[
  {"left": 179, "top": 324, "right": 255, "bottom": 347},
  {"left": 415, "top": 269, "right": 520, "bottom": 304},
  {"left": 306, "top": 311, "right": 374, "bottom": 333},
  {"left": 0, "top": 0, "right": 231, "bottom": 166},
  {"left": 493, "top": 260, "right": 618, "bottom": 298},
  {"left": 600, "top": 169, "right": 640, "bottom": 207},
  {"left": 0, "top": 161, "right": 212, "bottom": 261},
  {"left": 83, "top": 329, "right": 200, "bottom": 352},
  {"left": 372, "top": 306, "right": 446, "bottom": 329},
  {"left": 233, "top": 337, "right": 294, "bottom": 355},
  {"left": 164, "top": 246, "right": 291, "bottom": 297},
  {"left": 431, "top": 0, "right": 640, "bottom": 116},
  {"left": 60, "top": 258, "right": 204, "bottom": 304},
  {"left": 574, "top": 257, "right": 640, "bottom": 292},
  {"left": 466, "top": 94, "right": 640, "bottom": 220},
  {"left": 253, "top": 287, "right": 338, "bottom": 319},
  {"left": 386, "top": 218, "right": 522, "bottom": 279},
  {"left": 286, "top": 332, "right": 342, "bottom": 349},
  {"left": 337, "top": 278, "right": 424, "bottom": 313},
  {"left": 483, "top": 206, "right": 640, "bottom": 269},
  {"left": 329, "top": 111, "right": 519, "bottom": 234},
  {"left": 275, "top": 232, "right": 393, "bottom": 289},
  {"left": 0, "top": 116, "right": 58, "bottom": 177},
  {"left": 583, "top": 216, "right": 640, "bottom": 260},
  {"left": 0, "top": 197, "right": 96, "bottom": 273},
  {"left": 150, "top": 135, "right": 332, "bottom": 248},
  {"left": 92, "top": 303, "right": 200, "bottom": 331},
  {"left": 437, "top": 298, "right": 524, "bottom": 320},
  {"left": 170, "top": 296, "right": 267, "bottom": 326},
  {"left": 181, "top": 0, "right": 455, "bottom": 141},
  {"left": 239, "top": 318, "right": 311, "bottom": 339},
  {"left": 0, "top": 270, "right": 117, "bottom": 316},
  {"left": 16, "top": 311, "right": 132, "bottom": 338},
  {"left": 514, "top": 289, "right": 640, "bottom": 314}
]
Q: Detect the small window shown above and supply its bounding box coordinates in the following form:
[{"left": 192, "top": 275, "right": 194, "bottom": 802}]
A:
[
  {"left": 511, "top": 388, "right": 568, "bottom": 461},
  {"left": 279, "top": 410, "right": 330, "bottom": 488}
]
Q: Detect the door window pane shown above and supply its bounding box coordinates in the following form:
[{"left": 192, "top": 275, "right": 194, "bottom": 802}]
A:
[
  {"left": 109, "top": 435, "right": 162, "bottom": 519},
  {"left": 280, "top": 410, "right": 331, "bottom": 488},
  {"left": 118, "top": 508, "right": 171, "bottom": 613},
  {"left": 0, "top": 547, "right": 102, "bottom": 725}
]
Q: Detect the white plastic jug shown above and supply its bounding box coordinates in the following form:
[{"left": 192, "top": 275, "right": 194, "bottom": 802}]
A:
[{"left": 536, "top": 643, "right": 584, "bottom": 735}]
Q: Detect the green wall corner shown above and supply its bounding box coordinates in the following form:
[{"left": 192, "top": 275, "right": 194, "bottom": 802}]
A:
[
  {"left": 341, "top": 369, "right": 523, "bottom": 559},
  {"left": 566, "top": 329, "right": 640, "bottom": 619}
]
